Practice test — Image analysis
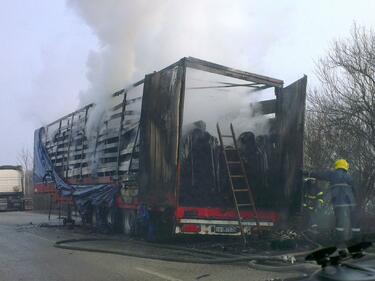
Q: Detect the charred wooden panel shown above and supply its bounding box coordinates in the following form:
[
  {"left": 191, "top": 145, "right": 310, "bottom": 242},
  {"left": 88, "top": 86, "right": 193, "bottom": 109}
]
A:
[
  {"left": 139, "top": 64, "right": 184, "bottom": 207},
  {"left": 40, "top": 88, "right": 143, "bottom": 185}
]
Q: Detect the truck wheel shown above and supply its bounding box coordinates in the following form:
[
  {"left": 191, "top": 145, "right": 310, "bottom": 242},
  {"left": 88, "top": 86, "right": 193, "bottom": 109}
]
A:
[
  {"left": 106, "top": 208, "right": 113, "bottom": 225},
  {"left": 154, "top": 208, "right": 175, "bottom": 242},
  {"left": 63, "top": 217, "right": 75, "bottom": 226},
  {"left": 106, "top": 207, "right": 121, "bottom": 233},
  {"left": 91, "top": 207, "right": 98, "bottom": 227},
  {"left": 123, "top": 210, "right": 136, "bottom": 236},
  {"left": 155, "top": 222, "right": 174, "bottom": 242}
]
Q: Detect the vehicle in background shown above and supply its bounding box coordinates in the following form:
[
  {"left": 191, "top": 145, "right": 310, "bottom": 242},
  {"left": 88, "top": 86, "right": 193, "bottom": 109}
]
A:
[
  {"left": 33, "top": 57, "right": 307, "bottom": 240},
  {"left": 0, "top": 165, "right": 25, "bottom": 211}
]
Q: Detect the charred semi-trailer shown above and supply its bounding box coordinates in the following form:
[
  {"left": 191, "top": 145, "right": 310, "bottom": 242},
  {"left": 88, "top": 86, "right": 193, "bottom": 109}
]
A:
[{"left": 33, "top": 57, "right": 307, "bottom": 239}]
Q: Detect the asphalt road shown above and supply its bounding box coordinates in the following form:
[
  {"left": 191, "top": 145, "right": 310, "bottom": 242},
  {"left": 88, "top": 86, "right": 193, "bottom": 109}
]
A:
[{"left": 0, "top": 211, "right": 292, "bottom": 281}]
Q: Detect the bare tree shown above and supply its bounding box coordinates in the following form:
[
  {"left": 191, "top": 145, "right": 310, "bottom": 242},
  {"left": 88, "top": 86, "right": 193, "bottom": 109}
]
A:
[
  {"left": 17, "top": 147, "right": 33, "bottom": 196},
  {"left": 306, "top": 23, "right": 375, "bottom": 210}
]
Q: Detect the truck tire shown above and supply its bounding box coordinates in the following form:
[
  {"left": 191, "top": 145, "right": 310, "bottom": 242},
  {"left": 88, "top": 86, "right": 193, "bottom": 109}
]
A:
[
  {"left": 107, "top": 208, "right": 114, "bottom": 228},
  {"left": 123, "top": 210, "right": 136, "bottom": 236},
  {"left": 91, "top": 207, "right": 98, "bottom": 227},
  {"left": 146, "top": 209, "right": 174, "bottom": 242},
  {"left": 155, "top": 207, "right": 175, "bottom": 242},
  {"left": 106, "top": 207, "right": 122, "bottom": 233}
]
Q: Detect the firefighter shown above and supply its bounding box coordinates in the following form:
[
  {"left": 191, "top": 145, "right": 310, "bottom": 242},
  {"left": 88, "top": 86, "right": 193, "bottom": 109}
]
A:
[{"left": 303, "top": 159, "right": 361, "bottom": 245}]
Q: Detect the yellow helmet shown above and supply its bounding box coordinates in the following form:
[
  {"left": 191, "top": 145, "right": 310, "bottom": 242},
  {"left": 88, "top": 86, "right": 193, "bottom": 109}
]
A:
[{"left": 335, "top": 159, "right": 349, "bottom": 171}]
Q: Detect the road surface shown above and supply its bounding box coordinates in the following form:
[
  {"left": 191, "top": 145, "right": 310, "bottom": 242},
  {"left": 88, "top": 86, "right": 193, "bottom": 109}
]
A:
[{"left": 0, "top": 211, "right": 292, "bottom": 281}]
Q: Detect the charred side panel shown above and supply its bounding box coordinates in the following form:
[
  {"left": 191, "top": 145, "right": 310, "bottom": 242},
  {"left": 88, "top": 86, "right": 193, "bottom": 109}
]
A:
[
  {"left": 139, "top": 65, "right": 184, "bottom": 207},
  {"left": 278, "top": 76, "right": 307, "bottom": 214}
]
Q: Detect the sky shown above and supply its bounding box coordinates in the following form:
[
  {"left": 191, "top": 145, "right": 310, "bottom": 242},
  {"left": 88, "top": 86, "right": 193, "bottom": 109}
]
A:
[{"left": 0, "top": 0, "right": 374, "bottom": 165}]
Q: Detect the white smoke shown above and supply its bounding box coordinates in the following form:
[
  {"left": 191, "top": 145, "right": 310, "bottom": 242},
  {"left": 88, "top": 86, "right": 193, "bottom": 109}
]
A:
[
  {"left": 68, "top": 0, "right": 290, "bottom": 104},
  {"left": 67, "top": 0, "right": 291, "bottom": 153},
  {"left": 63, "top": 1, "right": 295, "bottom": 177},
  {"left": 183, "top": 68, "right": 274, "bottom": 139}
]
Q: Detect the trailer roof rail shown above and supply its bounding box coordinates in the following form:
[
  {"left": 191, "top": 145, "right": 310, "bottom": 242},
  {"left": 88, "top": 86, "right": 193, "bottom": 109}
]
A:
[{"left": 184, "top": 57, "right": 284, "bottom": 89}]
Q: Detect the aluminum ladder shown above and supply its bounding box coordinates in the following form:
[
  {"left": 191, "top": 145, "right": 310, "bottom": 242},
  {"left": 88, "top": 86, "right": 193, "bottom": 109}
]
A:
[{"left": 216, "top": 123, "right": 260, "bottom": 245}]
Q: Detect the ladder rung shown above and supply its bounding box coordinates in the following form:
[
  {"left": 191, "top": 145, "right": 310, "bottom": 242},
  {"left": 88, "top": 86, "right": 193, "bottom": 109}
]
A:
[
  {"left": 218, "top": 124, "right": 260, "bottom": 238},
  {"left": 237, "top": 203, "right": 252, "bottom": 207},
  {"left": 233, "top": 189, "right": 248, "bottom": 192}
]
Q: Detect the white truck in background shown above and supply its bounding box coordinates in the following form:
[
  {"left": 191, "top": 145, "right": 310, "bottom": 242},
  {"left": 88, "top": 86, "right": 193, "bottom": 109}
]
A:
[{"left": 0, "top": 166, "right": 24, "bottom": 211}]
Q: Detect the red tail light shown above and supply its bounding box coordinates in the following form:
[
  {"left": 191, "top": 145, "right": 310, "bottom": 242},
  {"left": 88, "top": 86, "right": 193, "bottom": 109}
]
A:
[{"left": 181, "top": 224, "right": 201, "bottom": 233}]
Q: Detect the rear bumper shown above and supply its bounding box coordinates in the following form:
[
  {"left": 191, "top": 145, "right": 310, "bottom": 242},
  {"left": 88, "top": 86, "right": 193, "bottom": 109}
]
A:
[
  {"left": 175, "top": 206, "right": 279, "bottom": 235},
  {"left": 175, "top": 218, "right": 274, "bottom": 235}
]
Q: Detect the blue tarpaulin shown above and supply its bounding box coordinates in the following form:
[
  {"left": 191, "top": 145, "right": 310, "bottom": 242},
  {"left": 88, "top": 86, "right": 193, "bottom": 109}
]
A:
[{"left": 33, "top": 128, "right": 119, "bottom": 214}]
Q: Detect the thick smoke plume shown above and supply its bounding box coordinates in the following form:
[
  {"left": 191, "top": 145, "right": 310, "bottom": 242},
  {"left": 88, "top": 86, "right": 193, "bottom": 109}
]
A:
[
  {"left": 68, "top": 0, "right": 288, "bottom": 145},
  {"left": 68, "top": 0, "right": 288, "bottom": 103}
]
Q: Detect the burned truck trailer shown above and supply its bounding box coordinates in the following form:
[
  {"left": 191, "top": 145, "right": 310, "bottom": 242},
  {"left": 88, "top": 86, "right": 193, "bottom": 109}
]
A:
[{"left": 33, "top": 57, "right": 306, "bottom": 238}]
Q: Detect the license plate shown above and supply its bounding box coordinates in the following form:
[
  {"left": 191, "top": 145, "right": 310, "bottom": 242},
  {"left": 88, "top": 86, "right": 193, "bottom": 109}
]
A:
[{"left": 215, "top": 225, "right": 240, "bottom": 233}]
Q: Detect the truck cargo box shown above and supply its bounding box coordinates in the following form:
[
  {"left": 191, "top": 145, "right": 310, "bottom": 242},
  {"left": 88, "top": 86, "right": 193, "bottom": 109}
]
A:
[{"left": 34, "top": 57, "right": 307, "bottom": 237}]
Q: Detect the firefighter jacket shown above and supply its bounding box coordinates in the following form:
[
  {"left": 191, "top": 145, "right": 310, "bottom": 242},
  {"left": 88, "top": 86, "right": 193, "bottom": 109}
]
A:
[
  {"left": 309, "top": 169, "right": 356, "bottom": 208},
  {"left": 303, "top": 190, "right": 324, "bottom": 210},
  {"left": 303, "top": 178, "right": 325, "bottom": 210}
]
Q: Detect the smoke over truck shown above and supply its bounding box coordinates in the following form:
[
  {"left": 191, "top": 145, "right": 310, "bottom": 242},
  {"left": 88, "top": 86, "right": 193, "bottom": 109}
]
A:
[{"left": 33, "top": 57, "right": 306, "bottom": 240}]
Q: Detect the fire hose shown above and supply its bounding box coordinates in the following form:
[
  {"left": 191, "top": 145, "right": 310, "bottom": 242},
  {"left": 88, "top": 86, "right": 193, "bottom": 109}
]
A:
[{"left": 53, "top": 237, "right": 321, "bottom": 266}]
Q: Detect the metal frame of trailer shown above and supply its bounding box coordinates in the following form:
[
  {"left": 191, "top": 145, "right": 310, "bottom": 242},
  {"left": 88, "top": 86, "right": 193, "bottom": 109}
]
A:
[{"left": 34, "top": 57, "right": 307, "bottom": 237}]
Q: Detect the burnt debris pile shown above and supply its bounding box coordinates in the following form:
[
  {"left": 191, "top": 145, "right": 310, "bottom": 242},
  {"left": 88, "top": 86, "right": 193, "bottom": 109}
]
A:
[
  {"left": 179, "top": 121, "right": 281, "bottom": 208},
  {"left": 238, "top": 132, "right": 280, "bottom": 207},
  {"left": 179, "top": 121, "right": 224, "bottom": 207}
]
